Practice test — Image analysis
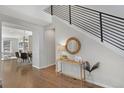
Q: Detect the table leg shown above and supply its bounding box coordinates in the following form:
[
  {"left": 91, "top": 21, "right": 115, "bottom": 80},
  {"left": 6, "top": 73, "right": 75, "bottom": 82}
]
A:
[
  {"left": 55, "top": 62, "right": 58, "bottom": 76},
  {"left": 60, "top": 62, "right": 62, "bottom": 73},
  {"left": 83, "top": 63, "right": 86, "bottom": 87},
  {"left": 80, "top": 64, "right": 83, "bottom": 87}
]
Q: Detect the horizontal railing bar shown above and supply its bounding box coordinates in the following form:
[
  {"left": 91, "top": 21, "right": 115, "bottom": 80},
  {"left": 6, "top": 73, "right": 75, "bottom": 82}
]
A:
[
  {"left": 102, "top": 20, "right": 124, "bottom": 31},
  {"left": 72, "top": 18, "right": 100, "bottom": 30},
  {"left": 77, "top": 5, "right": 124, "bottom": 21},
  {"left": 103, "top": 32, "right": 124, "bottom": 44},
  {"left": 74, "top": 23, "right": 101, "bottom": 38},
  {"left": 53, "top": 11, "right": 69, "bottom": 15},
  {"left": 103, "top": 27, "right": 124, "bottom": 38},
  {"left": 53, "top": 6, "right": 69, "bottom": 9},
  {"left": 102, "top": 15, "right": 124, "bottom": 24},
  {"left": 72, "top": 6, "right": 99, "bottom": 15},
  {"left": 76, "top": 5, "right": 100, "bottom": 13},
  {"left": 53, "top": 6, "right": 69, "bottom": 10},
  {"left": 102, "top": 13, "right": 124, "bottom": 21},
  {"left": 72, "top": 21, "right": 100, "bottom": 36},
  {"left": 102, "top": 24, "right": 124, "bottom": 34},
  {"left": 71, "top": 12, "right": 100, "bottom": 23},
  {"left": 102, "top": 17, "right": 124, "bottom": 28},
  {"left": 53, "top": 5, "right": 68, "bottom": 7},
  {"left": 71, "top": 10, "right": 100, "bottom": 21},
  {"left": 72, "top": 19, "right": 100, "bottom": 32},
  {"left": 53, "top": 10, "right": 69, "bottom": 15},
  {"left": 53, "top": 8, "right": 69, "bottom": 13},
  {"left": 73, "top": 20, "right": 100, "bottom": 34},
  {"left": 53, "top": 9, "right": 69, "bottom": 14},
  {"left": 72, "top": 16, "right": 100, "bottom": 27},
  {"left": 104, "top": 36, "right": 124, "bottom": 48},
  {"left": 72, "top": 7, "right": 99, "bottom": 18},
  {"left": 72, "top": 17, "right": 100, "bottom": 28},
  {"left": 71, "top": 13, "right": 100, "bottom": 24},
  {"left": 104, "top": 39, "right": 124, "bottom": 50},
  {"left": 72, "top": 9, "right": 99, "bottom": 19}
]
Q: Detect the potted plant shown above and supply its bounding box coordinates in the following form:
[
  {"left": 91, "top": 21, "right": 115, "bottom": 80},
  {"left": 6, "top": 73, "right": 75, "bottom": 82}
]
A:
[
  {"left": 84, "top": 61, "right": 100, "bottom": 73},
  {"left": 83, "top": 61, "right": 100, "bottom": 80}
]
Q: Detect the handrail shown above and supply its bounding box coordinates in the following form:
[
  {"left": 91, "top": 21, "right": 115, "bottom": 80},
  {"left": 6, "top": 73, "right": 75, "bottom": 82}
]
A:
[
  {"left": 76, "top": 5, "right": 124, "bottom": 21},
  {"left": 45, "top": 5, "right": 124, "bottom": 52}
]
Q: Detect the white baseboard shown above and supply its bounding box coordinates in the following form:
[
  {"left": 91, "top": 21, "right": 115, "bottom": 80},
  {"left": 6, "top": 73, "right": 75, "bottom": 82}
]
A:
[
  {"left": 86, "top": 79, "right": 113, "bottom": 88},
  {"left": 39, "top": 64, "right": 55, "bottom": 69},
  {"left": 33, "top": 63, "right": 113, "bottom": 88},
  {"left": 57, "top": 71, "right": 113, "bottom": 88},
  {"left": 32, "top": 63, "right": 55, "bottom": 69},
  {"left": 32, "top": 65, "right": 40, "bottom": 69},
  {"left": 59, "top": 72, "right": 82, "bottom": 80}
]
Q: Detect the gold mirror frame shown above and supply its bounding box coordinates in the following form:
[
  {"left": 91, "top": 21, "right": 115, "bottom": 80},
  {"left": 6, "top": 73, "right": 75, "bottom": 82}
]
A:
[{"left": 65, "top": 37, "right": 81, "bottom": 54}]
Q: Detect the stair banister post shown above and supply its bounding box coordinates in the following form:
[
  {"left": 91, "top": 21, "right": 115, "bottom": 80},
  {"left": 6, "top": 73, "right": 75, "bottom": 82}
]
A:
[
  {"left": 100, "top": 12, "right": 103, "bottom": 42},
  {"left": 51, "top": 5, "right": 53, "bottom": 15},
  {"left": 69, "top": 5, "right": 72, "bottom": 24}
]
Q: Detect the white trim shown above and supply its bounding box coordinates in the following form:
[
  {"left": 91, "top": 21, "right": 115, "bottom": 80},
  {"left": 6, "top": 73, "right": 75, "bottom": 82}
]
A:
[
  {"left": 59, "top": 72, "right": 82, "bottom": 80},
  {"left": 39, "top": 63, "right": 55, "bottom": 69},
  {"left": 32, "top": 65, "right": 40, "bottom": 69},
  {"left": 34, "top": 63, "right": 113, "bottom": 88},
  {"left": 57, "top": 71, "right": 113, "bottom": 88},
  {"left": 32, "top": 63, "right": 55, "bottom": 69},
  {"left": 86, "top": 79, "right": 113, "bottom": 88}
]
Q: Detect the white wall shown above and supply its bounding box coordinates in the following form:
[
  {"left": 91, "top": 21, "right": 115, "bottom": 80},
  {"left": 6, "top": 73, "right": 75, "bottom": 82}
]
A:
[
  {"left": 0, "top": 23, "right": 1, "bottom": 59},
  {"left": 0, "top": 12, "right": 53, "bottom": 70},
  {"left": 0, "top": 22, "right": 2, "bottom": 81},
  {"left": 0, "top": 7, "right": 54, "bottom": 83},
  {"left": 43, "top": 29, "right": 55, "bottom": 68},
  {"left": 2, "top": 26, "right": 32, "bottom": 39},
  {"left": 32, "top": 30, "right": 40, "bottom": 68},
  {"left": 53, "top": 16, "right": 124, "bottom": 88},
  {"left": 2, "top": 38, "right": 18, "bottom": 55},
  {"left": 0, "top": 12, "right": 54, "bottom": 70},
  {"left": 32, "top": 27, "right": 55, "bottom": 69}
]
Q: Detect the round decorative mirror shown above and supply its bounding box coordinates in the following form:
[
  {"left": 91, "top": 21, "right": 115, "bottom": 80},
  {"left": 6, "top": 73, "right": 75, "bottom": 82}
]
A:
[{"left": 65, "top": 37, "right": 81, "bottom": 54}]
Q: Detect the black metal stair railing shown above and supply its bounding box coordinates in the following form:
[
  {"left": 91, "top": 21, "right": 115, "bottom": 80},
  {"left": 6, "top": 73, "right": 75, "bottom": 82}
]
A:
[
  {"left": 71, "top": 6, "right": 101, "bottom": 39},
  {"left": 44, "top": 5, "right": 124, "bottom": 51},
  {"left": 102, "top": 13, "right": 124, "bottom": 50},
  {"left": 52, "top": 5, "right": 70, "bottom": 22}
]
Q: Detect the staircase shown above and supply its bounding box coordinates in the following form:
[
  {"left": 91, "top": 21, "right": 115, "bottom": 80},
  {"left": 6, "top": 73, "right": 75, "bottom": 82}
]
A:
[{"left": 45, "top": 5, "right": 124, "bottom": 56}]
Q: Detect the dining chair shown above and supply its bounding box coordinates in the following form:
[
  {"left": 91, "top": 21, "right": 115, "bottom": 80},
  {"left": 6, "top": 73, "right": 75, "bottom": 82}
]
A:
[
  {"left": 21, "top": 53, "right": 28, "bottom": 63},
  {"left": 28, "top": 52, "right": 32, "bottom": 62},
  {"left": 15, "top": 52, "right": 21, "bottom": 62}
]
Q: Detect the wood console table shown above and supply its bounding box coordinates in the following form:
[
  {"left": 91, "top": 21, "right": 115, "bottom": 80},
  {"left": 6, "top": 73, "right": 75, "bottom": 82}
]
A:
[{"left": 56, "top": 58, "right": 85, "bottom": 87}]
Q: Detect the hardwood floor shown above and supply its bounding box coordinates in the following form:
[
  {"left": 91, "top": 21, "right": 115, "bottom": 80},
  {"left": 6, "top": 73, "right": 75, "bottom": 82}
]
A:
[{"left": 0, "top": 60, "right": 102, "bottom": 88}]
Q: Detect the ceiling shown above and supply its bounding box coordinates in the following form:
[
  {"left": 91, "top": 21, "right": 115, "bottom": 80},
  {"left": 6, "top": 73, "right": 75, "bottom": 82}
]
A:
[{"left": 0, "top": 5, "right": 52, "bottom": 26}]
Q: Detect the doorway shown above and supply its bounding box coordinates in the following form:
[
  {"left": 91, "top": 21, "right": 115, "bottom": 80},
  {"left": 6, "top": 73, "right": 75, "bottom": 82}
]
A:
[{"left": 1, "top": 23, "right": 32, "bottom": 64}]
